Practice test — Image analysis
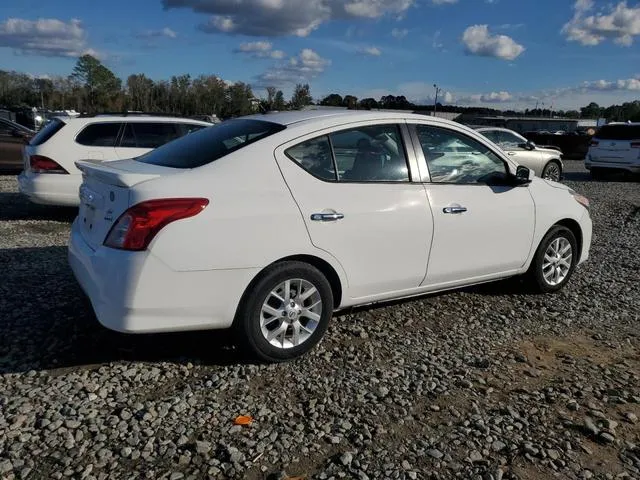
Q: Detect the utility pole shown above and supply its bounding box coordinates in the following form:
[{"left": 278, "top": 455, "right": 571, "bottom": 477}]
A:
[{"left": 433, "top": 84, "right": 442, "bottom": 117}]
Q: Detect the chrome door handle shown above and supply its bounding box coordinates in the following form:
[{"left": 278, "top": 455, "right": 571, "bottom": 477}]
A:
[
  {"left": 311, "top": 212, "right": 344, "bottom": 221},
  {"left": 443, "top": 206, "right": 467, "bottom": 214},
  {"left": 507, "top": 151, "right": 517, "bottom": 156}
]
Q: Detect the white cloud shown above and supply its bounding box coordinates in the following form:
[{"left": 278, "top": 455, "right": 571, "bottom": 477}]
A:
[
  {"left": 360, "top": 45, "right": 382, "bottom": 56},
  {"left": 162, "top": 0, "right": 416, "bottom": 37},
  {"left": 562, "top": 0, "right": 640, "bottom": 46},
  {"left": 0, "top": 18, "right": 96, "bottom": 58},
  {"left": 256, "top": 48, "right": 330, "bottom": 86},
  {"left": 137, "top": 27, "right": 178, "bottom": 39},
  {"left": 235, "top": 41, "right": 286, "bottom": 58},
  {"left": 460, "top": 91, "right": 513, "bottom": 103},
  {"left": 391, "top": 27, "right": 408, "bottom": 39},
  {"left": 462, "top": 24, "right": 525, "bottom": 60},
  {"left": 578, "top": 77, "right": 640, "bottom": 91}
]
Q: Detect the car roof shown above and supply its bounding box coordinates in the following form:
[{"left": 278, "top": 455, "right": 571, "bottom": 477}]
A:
[
  {"left": 59, "top": 115, "right": 212, "bottom": 125},
  {"left": 242, "top": 109, "right": 459, "bottom": 128}
]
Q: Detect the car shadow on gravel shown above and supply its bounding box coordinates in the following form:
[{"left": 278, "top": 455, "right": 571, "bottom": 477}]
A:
[
  {"left": 0, "top": 246, "right": 251, "bottom": 375},
  {"left": 0, "top": 192, "right": 77, "bottom": 222}
]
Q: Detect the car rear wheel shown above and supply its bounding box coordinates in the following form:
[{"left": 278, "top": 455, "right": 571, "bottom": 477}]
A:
[
  {"left": 541, "top": 161, "right": 562, "bottom": 182},
  {"left": 235, "top": 261, "right": 333, "bottom": 362},
  {"left": 526, "top": 226, "right": 578, "bottom": 293}
]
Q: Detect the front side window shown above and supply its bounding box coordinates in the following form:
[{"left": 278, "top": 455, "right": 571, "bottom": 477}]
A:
[
  {"left": 76, "top": 122, "right": 122, "bottom": 147},
  {"left": 416, "top": 125, "right": 507, "bottom": 184},
  {"left": 500, "top": 131, "right": 526, "bottom": 148},
  {"left": 480, "top": 130, "right": 501, "bottom": 145},
  {"left": 285, "top": 124, "right": 409, "bottom": 183}
]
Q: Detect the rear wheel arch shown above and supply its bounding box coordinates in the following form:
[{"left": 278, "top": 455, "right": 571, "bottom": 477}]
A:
[{"left": 234, "top": 255, "right": 343, "bottom": 320}]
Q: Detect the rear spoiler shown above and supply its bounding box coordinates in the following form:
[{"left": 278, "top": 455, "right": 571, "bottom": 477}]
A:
[{"left": 76, "top": 160, "right": 162, "bottom": 188}]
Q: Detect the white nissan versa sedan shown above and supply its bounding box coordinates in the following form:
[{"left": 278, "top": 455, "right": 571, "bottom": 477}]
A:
[{"left": 68, "top": 111, "right": 592, "bottom": 362}]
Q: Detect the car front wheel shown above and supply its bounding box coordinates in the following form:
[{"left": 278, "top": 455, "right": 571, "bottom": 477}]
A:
[
  {"left": 541, "top": 160, "right": 562, "bottom": 182},
  {"left": 526, "top": 226, "right": 578, "bottom": 293},
  {"left": 235, "top": 261, "right": 333, "bottom": 362}
]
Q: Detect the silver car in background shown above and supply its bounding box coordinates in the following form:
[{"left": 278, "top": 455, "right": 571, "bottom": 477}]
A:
[{"left": 474, "top": 127, "right": 564, "bottom": 182}]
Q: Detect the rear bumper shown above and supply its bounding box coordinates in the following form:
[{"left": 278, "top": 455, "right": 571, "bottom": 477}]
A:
[
  {"left": 68, "top": 219, "right": 259, "bottom": 333},
  {"left": 18, "top": 171, "right": 82, "bottom": 206}
]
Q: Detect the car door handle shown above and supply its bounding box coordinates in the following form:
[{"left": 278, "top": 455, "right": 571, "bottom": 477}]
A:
[
  {"left": 507, "top": 151, "right": 517, "bottom": 156},
  {"left": 443, "top": 206, "right": 467, "bottom": 214},
  {"left": 311, "top": 212, "right": 345, "bottom": 221}
]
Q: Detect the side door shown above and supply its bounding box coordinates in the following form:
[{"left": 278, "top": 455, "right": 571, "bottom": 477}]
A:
[
  {"left": 274, "top": 122, "right": 434, "bottom": 300},
  {"left": 115, "top": 122, "right": 181, "bottom": 159},
  {"left": 410, "top": 123, "right": 535, "bottom": 287}
]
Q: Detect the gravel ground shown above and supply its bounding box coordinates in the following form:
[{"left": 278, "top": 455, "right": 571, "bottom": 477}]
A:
[{"left": 0, "top": 163, "right": 639, "bottom": 480}]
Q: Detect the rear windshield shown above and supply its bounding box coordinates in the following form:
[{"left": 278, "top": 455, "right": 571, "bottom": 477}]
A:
[
  {"left": 29, "top": 118, "right": 65, "bottom": 146},
  {"left": 137, "top": 119, "right": 286, "bottom": 169},
  {"left": 595, "top": 125, "right": 640, "bottom": 141}
]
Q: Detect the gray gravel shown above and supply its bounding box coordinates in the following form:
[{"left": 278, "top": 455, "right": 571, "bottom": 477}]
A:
[{"left": 1, "top": 163, "right": 639, "bottom": 480}]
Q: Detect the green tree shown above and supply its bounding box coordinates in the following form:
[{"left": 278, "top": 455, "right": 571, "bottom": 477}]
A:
[
  {"left": 290, "top": 83, "right": 312, "bottom": 110},
  {"left": 580, "top": 102, "right": 603, "bottom": 119},
  {"left": 320, "top": 93, "right": 343, "bottom": 107},
  {"left": 358, "top": 97, "right": 379, "bottom": 110},
  {"left": 273, "top": 90, "right": 286, "bottom": 111},
  {"left": 71, "top": 55, "right": 121, "bottom": 112},
  {"left": 342, "top": 95, "right": 358, "bottom": 109}
]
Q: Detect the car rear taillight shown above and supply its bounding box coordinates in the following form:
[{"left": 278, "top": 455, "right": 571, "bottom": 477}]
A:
[
  {"left": 589, "top": 140, "right": 599, "bottom": 147},
  {"left": 104, "top": 198, "right": 209, "bottom": 251},
  {"left": 29, "top": 155, "right": 68, "bottom": 174}
]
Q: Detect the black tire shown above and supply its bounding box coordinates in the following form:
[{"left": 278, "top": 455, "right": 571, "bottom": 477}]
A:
[
  {"left": 234, "top": 261, "right": 333, "bottom": 363},
  {"left": 526, "top": 226, "right": 578, "bottom": 293},
  {"left": 541, "top": 160, "right": 562, "bottom": 182}
]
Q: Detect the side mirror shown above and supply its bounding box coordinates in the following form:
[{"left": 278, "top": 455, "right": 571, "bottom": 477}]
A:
[
  {"left": 524, "top": 140, "right": 536, "bottom": 150},
  {"left": 515, "top": 165, "right": 532, "bottom": 184}
]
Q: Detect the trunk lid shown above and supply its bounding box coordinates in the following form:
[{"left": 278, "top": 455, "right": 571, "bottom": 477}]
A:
[{"left": 75, "top": 159, "right": 179, "bottom": 249}]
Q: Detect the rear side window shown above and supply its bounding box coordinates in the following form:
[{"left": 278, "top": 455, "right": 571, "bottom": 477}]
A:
[
  {"left": 595, "top": 125, "right": 640, "bottom": 141},
  {"left": 120, "top": 122, "right": 181, "bottom": 149},
  {"left": 76, "top": 123, "right": 122, "bottom": 147},
  {"left": 29, "top": 118, "right": 65, "bottom": 146},
  {"left": 137, "top": 119, "right": 285, "bottom": 169}
]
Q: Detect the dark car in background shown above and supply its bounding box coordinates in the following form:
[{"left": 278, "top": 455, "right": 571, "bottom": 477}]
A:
[{"left": 0, "top": 118, "right": 34, "bottom": 173}]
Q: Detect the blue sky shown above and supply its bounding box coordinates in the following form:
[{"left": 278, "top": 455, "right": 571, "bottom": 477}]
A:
[{"left": 1, "top": 0, "right": 639, "bottom": 109}]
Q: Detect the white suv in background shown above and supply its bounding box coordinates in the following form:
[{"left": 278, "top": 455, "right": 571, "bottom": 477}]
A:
[
  {"left": 18, "top": 115, "right": 212, "bottom": 206},
  {"left": 585, "top": 123, "right": 640, "bottom": 178}
]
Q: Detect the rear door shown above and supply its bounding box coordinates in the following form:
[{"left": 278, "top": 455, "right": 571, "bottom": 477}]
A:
[
  {"left": 115, "top": 122, "right": 182, "bottom": 159},
  {"left": 75, "top": 122, "right": 123, "bottom": 162},
  {"left": 591, "top": 124, "right": 640, "bottom": 164},
  {"left": 275, "top": 122, "right": 434, "bottom": 300}
]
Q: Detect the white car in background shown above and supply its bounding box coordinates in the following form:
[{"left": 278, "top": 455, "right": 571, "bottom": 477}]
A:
[
  {"left": 18, "top": 115, "right": 211, "bottom": 206},
  {"left": 585, "top": 122, "right": 640, "bottom": 178},
  {"left": 68, "top": 111, "right": 592, "bottom": 362},
  {"left": 474, "top": 127, "right": 564, "bottom": 182}
]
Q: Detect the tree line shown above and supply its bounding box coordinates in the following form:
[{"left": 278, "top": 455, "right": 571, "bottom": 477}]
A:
[{"left": 1, "top": 54, "right": 639, "bottom": 122}]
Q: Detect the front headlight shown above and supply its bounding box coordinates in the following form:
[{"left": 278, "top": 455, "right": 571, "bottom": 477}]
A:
[{"left": 570, "top": 190, "right": 590, "bottom": 212}]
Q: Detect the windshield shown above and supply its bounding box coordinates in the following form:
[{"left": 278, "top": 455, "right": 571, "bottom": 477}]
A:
[{"left": 137, "top": 119, "right": 286, "bottom": 169}]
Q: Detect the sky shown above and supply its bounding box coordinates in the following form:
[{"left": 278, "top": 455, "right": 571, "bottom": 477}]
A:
[{"left": 0, "top": 0, "right": 639, "bottom": 110}]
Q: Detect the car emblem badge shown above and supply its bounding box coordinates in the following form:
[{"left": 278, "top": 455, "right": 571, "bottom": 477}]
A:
[{"left": 110, "top": 191, "right": 115, "bottom": 202}]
